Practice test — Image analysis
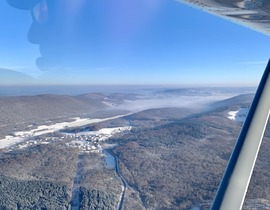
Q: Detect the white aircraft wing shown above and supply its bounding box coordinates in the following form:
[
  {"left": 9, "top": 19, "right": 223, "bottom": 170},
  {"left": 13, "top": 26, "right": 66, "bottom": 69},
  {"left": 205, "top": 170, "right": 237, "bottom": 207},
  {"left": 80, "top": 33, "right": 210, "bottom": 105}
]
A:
[{"left": 178, "top": 0, "right": 270, "bottom": 35}]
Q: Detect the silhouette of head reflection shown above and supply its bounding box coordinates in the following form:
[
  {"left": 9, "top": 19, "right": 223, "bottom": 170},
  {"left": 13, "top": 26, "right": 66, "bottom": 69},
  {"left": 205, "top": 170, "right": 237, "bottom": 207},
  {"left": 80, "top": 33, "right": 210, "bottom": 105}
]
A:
[{"left": 7, "top": 0, "right": 162, "bottom": 74}]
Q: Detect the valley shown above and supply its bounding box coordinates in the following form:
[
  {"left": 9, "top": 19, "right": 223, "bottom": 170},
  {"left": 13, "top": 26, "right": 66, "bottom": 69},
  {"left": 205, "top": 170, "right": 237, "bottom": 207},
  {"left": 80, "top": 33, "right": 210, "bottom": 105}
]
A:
[{"left": 1, "top": 87, "right": 268, "bottom": 210}]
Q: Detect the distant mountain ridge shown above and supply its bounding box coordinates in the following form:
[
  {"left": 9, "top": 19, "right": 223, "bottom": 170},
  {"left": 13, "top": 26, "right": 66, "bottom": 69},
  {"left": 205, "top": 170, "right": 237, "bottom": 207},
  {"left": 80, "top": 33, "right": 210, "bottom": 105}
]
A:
[
  {"left": 211, "top": 93, "right": 254, "bottom": 109},
  {"left": 0, "top": 68, "right": 35, "bottom": 85},
  {"left": 0, "top": 93, "right": 133, "bottom": 140},
  {"left": 0, "top": 93, "right": 123, "bottom": 127},
  {"left": 155, "top": 88, "right": 256, "bottom": 97}
]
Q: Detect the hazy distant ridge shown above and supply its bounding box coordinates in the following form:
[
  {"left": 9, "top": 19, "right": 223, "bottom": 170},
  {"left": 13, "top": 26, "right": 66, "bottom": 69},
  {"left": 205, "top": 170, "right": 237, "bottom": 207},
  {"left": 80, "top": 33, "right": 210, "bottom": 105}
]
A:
[{"left": 0, "top": 94, "right": 107, "bottom": 126}]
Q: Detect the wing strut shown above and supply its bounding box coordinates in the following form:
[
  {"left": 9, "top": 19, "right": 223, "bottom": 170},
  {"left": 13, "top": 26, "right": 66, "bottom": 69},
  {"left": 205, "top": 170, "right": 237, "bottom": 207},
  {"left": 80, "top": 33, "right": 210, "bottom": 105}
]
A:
[{"left": 211, "top": 60, "right": 270, "bottom": 210}]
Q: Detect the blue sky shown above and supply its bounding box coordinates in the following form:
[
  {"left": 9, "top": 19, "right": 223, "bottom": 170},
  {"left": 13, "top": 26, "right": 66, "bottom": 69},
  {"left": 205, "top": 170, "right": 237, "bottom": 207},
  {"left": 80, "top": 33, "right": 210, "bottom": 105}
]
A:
[{"left": 0, "top": 0, "right": 270, "bottom": 86}]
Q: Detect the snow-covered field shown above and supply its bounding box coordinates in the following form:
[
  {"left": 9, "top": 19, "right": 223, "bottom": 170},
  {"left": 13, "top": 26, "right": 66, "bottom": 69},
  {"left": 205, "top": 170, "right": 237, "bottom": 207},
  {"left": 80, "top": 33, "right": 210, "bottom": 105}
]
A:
[
  {"left": 0, "top": 114, "right": 130, "bottom": 149},
  {"left": 0, "top": 136, "right": 28, "bottom": 149},
  {"left": 228, "top": 108, "right": 249, "bottom": 123}
]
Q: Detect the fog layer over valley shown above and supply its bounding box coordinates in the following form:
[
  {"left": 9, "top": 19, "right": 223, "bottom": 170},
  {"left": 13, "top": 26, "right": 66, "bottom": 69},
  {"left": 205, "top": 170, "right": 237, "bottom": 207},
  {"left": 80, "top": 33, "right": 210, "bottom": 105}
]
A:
[
  {"left": 0, "top": 87, "right": 249, "bottom": 139},
  {"left": 1, "top": 87, "right": 269, "bottom": 210}
]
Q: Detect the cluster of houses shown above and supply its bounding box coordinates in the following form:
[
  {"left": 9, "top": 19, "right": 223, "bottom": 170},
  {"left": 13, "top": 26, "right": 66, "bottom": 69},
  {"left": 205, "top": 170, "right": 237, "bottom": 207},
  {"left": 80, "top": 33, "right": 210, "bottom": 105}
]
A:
[{"left": 8, "top": 126, "right": 132, "bottom": 153}]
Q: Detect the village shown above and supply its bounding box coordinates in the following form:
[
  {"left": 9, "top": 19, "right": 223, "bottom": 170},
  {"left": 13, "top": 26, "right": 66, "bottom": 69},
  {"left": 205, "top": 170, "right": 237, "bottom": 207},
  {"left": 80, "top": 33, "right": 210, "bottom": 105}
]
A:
[{"left": 6, "top": 125, "right": 132, "bottom": 153}]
